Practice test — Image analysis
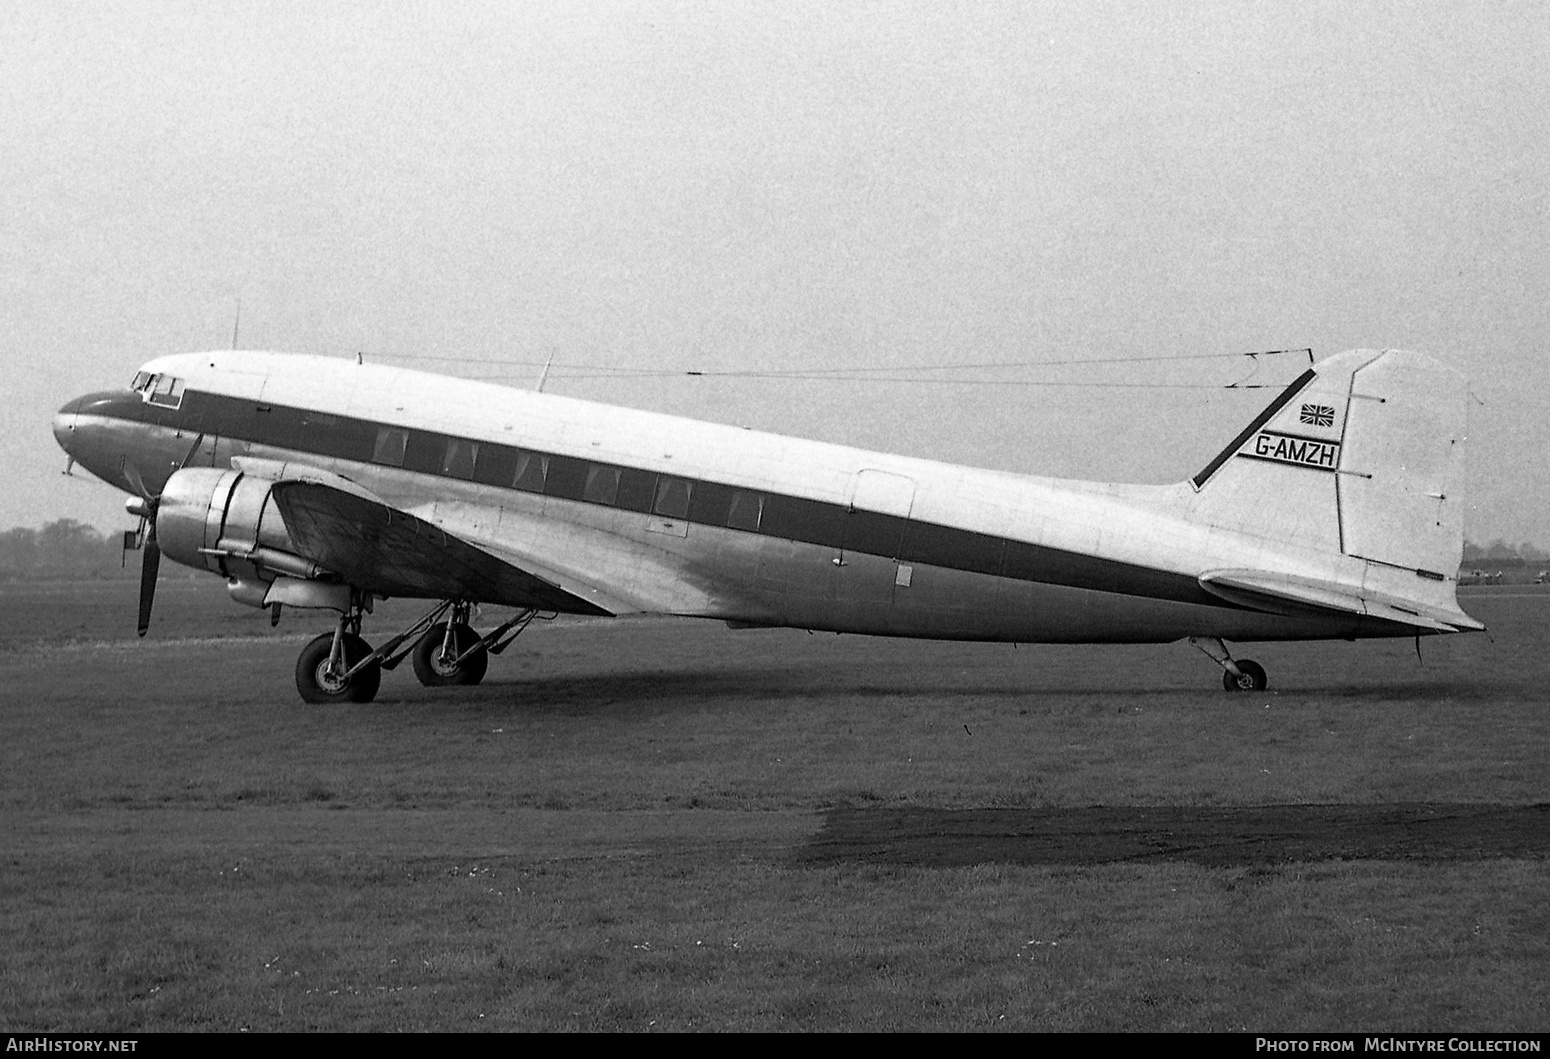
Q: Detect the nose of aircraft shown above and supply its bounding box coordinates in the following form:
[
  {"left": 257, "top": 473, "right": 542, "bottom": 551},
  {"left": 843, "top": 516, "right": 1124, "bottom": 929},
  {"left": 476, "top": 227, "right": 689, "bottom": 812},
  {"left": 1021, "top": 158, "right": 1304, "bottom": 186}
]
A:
[{"left": 52, "top": 394, "right": 85, "bottom": 455}]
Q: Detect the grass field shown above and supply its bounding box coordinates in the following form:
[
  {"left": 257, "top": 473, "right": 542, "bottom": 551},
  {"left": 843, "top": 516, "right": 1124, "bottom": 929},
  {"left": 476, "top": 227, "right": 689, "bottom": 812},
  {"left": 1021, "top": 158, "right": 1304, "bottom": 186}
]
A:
[{"left": 2, "top": 579, "right": 1547, "bottom": 1031}]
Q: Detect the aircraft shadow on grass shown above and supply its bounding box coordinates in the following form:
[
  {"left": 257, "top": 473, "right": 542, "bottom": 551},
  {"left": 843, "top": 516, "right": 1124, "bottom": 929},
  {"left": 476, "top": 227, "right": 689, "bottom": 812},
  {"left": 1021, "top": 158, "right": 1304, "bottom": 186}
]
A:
[
  {"left": 409, "top": 667, "right": 1521, "bottom": 708},
  {"left": 400, "top": 668, "right": 1066, "bottom": 707},
  {"left": 801, "top": 803, "right": 1550, "bottom": 868}
]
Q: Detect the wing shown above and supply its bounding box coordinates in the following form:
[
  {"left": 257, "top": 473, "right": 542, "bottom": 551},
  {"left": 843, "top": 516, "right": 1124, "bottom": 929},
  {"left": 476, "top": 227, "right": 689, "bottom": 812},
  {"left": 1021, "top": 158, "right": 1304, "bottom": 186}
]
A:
[
  {"left": 270, "top": 480, "right": 611, "bottom": 615},
  {"left": 1198, "top": 569, "right": 1484, "bottom": 633}
]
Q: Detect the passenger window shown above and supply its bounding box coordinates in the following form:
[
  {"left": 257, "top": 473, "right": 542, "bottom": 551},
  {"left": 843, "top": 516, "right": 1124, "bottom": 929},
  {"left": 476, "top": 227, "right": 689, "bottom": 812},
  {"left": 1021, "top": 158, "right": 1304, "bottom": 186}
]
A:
[
  {"left": 653, "top": 477, "right": 692, "bottom": 519},
  {"left": 727, "top": 490, "right": 764, "bottom": 531},
  {"left": 688, "top": 481, "right": 735, "bottom": 526},
  {"left": 543, "top": 456, "right": 589, "bottom": 500},
  {"left": 442, "top": 438, "right": 478, "bottom": 479},
  {"left": 372, "top": 427, "right": 408, "bottom": 466},
  {"left": 615, "top": 468, "right": 657, "bottom": 512},
  {"left": 470, "top": 445, "right": 515, "bottom": 488},
  {"left": 304, "top": 413, "right": 371, "bottom": 462},
  {"left": 512, "top": 451, "right": 548, "bottom": 492},
  {"left": 584, "top": 465, "right": 620, "bottom": 505}
]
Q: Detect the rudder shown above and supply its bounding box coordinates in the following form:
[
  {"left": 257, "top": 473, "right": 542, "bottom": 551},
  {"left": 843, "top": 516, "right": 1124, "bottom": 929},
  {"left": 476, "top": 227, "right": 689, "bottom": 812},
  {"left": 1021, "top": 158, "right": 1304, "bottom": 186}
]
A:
[{"left": 1336, "top": 351, "right": 1467, "bottom": 579}]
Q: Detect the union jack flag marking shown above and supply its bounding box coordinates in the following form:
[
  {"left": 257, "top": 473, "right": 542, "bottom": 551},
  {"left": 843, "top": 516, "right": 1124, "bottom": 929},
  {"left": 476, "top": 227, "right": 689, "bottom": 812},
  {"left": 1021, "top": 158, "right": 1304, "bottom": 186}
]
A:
[{"left": 1299, "top": 403, "right": 1336, "bottom": 427}]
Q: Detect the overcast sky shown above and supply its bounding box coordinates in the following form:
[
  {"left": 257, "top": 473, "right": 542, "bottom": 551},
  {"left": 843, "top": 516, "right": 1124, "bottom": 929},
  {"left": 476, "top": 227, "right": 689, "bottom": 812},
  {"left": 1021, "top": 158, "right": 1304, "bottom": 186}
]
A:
[{"left": 4, "top": 0, "right": 1547, "bottom": 549}]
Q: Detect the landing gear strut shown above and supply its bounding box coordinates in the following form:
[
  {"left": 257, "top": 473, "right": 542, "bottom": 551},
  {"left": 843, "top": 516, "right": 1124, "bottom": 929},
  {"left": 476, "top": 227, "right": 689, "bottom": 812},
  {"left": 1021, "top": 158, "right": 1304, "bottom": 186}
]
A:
[{"left": 1189, "top": 637, "right": 1269, "bottom": 692}]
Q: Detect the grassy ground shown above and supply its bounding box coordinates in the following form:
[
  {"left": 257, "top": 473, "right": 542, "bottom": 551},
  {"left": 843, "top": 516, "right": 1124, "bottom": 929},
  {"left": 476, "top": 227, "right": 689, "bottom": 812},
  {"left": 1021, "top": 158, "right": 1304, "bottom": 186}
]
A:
[{"left": 1, "top": 580, "right": 1546, "bottom": 1030}]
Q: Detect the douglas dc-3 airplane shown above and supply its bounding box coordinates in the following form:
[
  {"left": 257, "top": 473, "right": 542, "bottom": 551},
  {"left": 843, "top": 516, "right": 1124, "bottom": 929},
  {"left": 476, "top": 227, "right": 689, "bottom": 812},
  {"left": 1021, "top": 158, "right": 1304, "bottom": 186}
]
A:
[{"left": 51, "top": 347, "right": 1483, "bottom": 703}]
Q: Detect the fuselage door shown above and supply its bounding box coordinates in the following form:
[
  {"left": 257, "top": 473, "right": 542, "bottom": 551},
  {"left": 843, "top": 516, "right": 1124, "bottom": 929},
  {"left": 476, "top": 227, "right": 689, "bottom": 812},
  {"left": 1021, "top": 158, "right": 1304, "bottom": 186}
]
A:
[{"left": 834, "top": 470, "right": 916, "bottom": 618}]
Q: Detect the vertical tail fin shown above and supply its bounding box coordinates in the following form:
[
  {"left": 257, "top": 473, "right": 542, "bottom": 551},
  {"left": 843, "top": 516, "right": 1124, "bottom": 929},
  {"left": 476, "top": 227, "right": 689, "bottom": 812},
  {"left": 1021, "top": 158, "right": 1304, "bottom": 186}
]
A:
[{"left": 1187, "top": 348, "right": 1469, "bottom": 580}]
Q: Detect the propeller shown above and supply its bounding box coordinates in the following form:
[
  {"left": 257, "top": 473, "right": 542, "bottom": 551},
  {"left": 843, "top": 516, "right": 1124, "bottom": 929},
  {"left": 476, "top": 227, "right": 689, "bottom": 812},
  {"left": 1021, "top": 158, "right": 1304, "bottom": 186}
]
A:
[
  {"left": 122, "top": 432, "right": 208, "bottom": 638},
  {"left": 123, "top": 462, "right": 162, "bottom": 638}
]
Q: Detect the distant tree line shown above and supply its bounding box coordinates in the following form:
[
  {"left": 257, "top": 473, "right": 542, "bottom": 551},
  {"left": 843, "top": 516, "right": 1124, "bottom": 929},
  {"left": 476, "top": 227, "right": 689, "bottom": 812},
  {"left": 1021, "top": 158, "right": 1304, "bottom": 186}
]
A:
[
  {"left": 1461, "top": 539, "right": 1549, "bottom": 564},
  {"left": 0, "top": 519, "right": 138, "bottom": 581}
]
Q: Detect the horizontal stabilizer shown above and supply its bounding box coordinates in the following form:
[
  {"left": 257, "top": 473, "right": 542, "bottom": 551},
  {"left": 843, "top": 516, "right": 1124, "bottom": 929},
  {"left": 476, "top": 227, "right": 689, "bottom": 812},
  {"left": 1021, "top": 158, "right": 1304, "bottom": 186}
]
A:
[{"left": 1198, "top": 569, "right": 1485, "bottom": 633}]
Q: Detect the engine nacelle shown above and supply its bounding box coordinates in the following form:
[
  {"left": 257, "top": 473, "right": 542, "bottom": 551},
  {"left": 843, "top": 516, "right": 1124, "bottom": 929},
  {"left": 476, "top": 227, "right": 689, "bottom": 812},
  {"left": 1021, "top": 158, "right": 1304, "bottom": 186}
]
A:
[{"left": 156, "top": 468, "right": 326, "bottom": 584}]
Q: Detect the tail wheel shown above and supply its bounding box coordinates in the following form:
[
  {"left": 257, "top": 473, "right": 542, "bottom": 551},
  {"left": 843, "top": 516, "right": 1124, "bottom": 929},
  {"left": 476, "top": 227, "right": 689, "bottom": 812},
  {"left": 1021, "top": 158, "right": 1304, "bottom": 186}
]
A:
[
  {"left": 411, "top": 622, "right": 488, "bottom": 687},
  {"left": 1222, "top": 659, "right": 1268, "bottom": 692},
  {"left": 296, "top": 632, "right": 382, "bottom": 704}
]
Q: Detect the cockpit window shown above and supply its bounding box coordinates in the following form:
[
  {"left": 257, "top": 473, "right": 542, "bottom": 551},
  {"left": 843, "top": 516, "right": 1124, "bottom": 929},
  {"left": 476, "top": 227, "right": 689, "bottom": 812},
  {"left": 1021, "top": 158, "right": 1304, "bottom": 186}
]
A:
[
  {"left": 132, "top": 372, "right": 185, "bottom": 409},
  {"left": 148, "top": 375, "right": 184, "bottom": 408}
]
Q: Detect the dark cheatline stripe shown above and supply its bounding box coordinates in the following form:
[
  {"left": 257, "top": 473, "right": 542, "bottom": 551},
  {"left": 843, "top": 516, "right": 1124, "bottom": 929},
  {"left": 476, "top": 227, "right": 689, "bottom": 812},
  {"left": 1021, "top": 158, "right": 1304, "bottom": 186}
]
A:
[
  {"left": 135, "top": 388, "right": 1224, "bottom": 609},
  {"left": 1189, "top": 368, "right": 1316, "bottom": 489}
]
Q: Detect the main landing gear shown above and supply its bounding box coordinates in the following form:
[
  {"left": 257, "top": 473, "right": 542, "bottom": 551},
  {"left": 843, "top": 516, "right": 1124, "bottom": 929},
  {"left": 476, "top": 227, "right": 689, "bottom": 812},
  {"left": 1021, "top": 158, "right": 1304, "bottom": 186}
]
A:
[
  {"left": 292, "top": 595, "right": 540, "bottom": 704},
  {"left": 296, "top": 603, "right": 381, "bottom": 705},
  {"left": 411, "top": 604, "right": 489, "bottom": 687},
  {"left": 1189, "top": 637, "right": 1269, "bottom": 692}
]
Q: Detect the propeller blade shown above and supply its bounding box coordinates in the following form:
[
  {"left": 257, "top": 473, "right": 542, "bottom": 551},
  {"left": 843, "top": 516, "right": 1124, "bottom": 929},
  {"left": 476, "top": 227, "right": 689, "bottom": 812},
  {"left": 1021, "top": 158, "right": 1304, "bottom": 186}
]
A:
[
  {"left": 123, "top": 460, "right": 153, "bottom": 502},
  {"left": 137, "top": 527, "right": 160, "bottom": 637}
]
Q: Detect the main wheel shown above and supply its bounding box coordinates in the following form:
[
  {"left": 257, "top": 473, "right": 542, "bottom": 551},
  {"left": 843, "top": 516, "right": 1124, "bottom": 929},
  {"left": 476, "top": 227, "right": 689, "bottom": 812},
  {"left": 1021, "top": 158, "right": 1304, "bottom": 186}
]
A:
[
  {"left": 296, "top": 632, "right": 382, "bottom": 704},
  {"left": 1222, "top": 658, "right": 1268, "bottom": 692},
  {"left": 411, "top": 622, "right": 488, "bottom": 687}
]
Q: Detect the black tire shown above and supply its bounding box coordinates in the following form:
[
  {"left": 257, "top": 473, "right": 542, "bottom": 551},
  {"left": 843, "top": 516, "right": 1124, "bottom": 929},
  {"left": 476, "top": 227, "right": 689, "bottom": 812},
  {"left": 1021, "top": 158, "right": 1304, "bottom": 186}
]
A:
[
  {"left": 1222, "top": 658, "right": 1268, "bottom": 692},
  {"left": 411, "top": 622, "right": 488, "bottom": 687},
  {"left": 296, "top": 631, "right": 382, "bottom": 704}
]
